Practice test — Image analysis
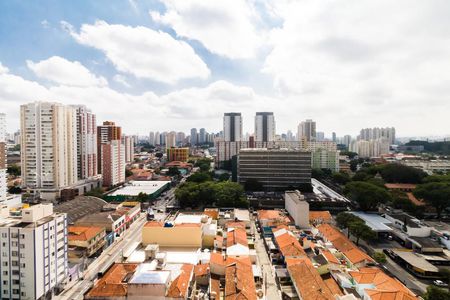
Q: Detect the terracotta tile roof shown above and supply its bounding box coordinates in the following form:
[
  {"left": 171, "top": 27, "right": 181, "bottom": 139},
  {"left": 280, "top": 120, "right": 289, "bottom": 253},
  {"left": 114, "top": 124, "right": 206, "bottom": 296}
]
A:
[
  {"left": 321, "top": 250, "right": 340, "bottom": 264},
  {"left": 68, "top": 226, "right": 104, "bottom": 242},
  {"left": 317, "top": 224, "right": 374, "bottom": 264},
  {"left": 309, "top": 211, "right": 332, "bottom": 222},
  {"left": 274, "top": 231, "right": 307, "bottom": 258},
  {"left": 167, "top": 264, "right": 194, "bottom": 298},
  {"left": 350, "top": 268, "right": 416, "bottom": 297},
  {"left": 323, "top": 276, "right": 343, "bottom": 296},
  {"left": 227, "top": 228, "right": 248, "bottom": 248},
  {"left": 226, "top": 221, "right": 246, "bottom": 230},
  {"left": 210, "top": 252, "right": 252, "bottom": 267},
  {"left": 144, "top": 221, "right": 201, "bottom": 228},
  {"left": 86, "top": 263, "right": 138, "bottom": 298},
  {"left": 210, "top": 275, "right": 221, "bottom": 299},
  {"left": 194, "top": 264, "right": 210, "bottom": 277},
  {"left": 287, "top": 258, "right": 336, "bottom": 300},
  {"left": 225, "top": 261, "right": 257, "bottom": 300},
  {"left": 257, "top": 210, "right": 282, "bottom": 220},
  {"left": 406, "top": 193, "right": 425, "bottom": 206},
  {"left": 365, "top": 290, "right": 417, "bottom": 300}
]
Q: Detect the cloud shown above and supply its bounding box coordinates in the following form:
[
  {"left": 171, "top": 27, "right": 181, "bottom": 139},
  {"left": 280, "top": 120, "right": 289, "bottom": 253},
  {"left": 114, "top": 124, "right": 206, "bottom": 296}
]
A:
[
  {"left": 151, "top": 0, "right": 263, "bottom": 59},
  {"left": 113, "top": 74, "right": 131, "bottom": 88},
  {"left": 27, "top": 56, "right": 108, "bottom": 87},
  {"left": 41, "top": 19, "right": 50, "bottom": 29},
  {"left": 0, "top": 63, "right": 9, "bottom": 74},
  {"left": 67, "top": 20, "right": 210, "bottom": 84}
]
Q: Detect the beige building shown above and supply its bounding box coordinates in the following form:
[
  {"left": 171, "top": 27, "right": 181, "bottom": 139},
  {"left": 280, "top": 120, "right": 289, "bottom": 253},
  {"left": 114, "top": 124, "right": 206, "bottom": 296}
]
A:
[
  {"left": 142, "top": 221, "right": 203, "bottom": 248},
  {"left": 68, "top": 226, "right": 106, "bottom": 260}
]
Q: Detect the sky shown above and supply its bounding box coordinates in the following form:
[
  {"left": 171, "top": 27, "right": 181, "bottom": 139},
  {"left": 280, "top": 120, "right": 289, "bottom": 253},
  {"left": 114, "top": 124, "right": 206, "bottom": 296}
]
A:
[{"left": 1, "top": 0, "right": 450, "bottom": 138}]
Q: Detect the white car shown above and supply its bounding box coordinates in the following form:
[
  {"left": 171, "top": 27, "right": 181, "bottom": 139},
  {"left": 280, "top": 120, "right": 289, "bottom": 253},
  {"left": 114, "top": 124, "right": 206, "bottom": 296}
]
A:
[{"left": 433, "top": 280, "right": 448, "bottom": 287}]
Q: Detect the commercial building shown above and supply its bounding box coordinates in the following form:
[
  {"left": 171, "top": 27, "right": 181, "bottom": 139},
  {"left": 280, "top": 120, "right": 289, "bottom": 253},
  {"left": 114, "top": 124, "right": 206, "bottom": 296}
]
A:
[
  {"left": 0, "top": 204, "right": 68, "bottom": 300},
  {"left": 166, "top": 147, "right": 189, "bottom": 162},
  {"left": 0, "top": 113, "right": 6, "bottom": 201},
  {"left": 285, "top": 190, "right": 309, "bottom": 228},
  {"left": 20, "top": 102, "right": 79, "bottom": 200},
  {"left": 223, "top": 112, "right": 242, "bottom": 142},
  {"left": 199, "top": 128, "right": 206, "bottom": 144},
  {"left": 255, "top": 112, "right": 275, "bottom": 142},
  {"left": 106, "top": 180, "right": 171, "bottom": 201},
  {"left": 298, "top": 119, "right": 316, "bottom": 142},
  {"left": 238, "top": 148, "right": 311, "bottom": 191}
]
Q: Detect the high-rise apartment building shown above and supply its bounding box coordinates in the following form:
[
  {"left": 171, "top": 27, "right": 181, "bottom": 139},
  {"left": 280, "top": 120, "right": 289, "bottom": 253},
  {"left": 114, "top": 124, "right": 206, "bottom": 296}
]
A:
[
  {"left": 20, "top": 102, "right": 78, "bottom": 200},
  {"left": 298, "top": 119, "right": 316, "bottom": 142},
  {"left": 316, "top": 131, "right": 325, "bottom": 141},
  {"left": 359, "top": 127, "right": 396, "bottom": 145},
  {"left": 154, "top": 132, "right": 161, "bottom": 146},
  {"left": 73, "top": 105, "right": 97, "bottom": 180},
  {"left": 148, "top": 131, "right": 155, "bottom": 146},
  {"left": 121, "top": 135, "right": 135, "bottom": 163},
  {"left": 255, "top": 112, "right": 275, "bottom": 142},
  {"left": 350, "top": 138, "right": 390, "bottom": 158},
  {"left": 0, "top": 204, "right": 68, "bottom": 300},
  {"left": 0, "top": 113, "right": 6, "bottom": 201},
  {"left": 97, "top": 121, "right": 125, "bottom": 187},
  {"left": 176, "top": 132, "right": 186, "bottom": 145},
  {"left": 166, "top": 131, "right": 177, "bottom": 149},
  {"left": 343, "top": 135, "right": 352, "bottom": 148},
  {"left": 238, "top": 148, "right": 311, "bottom": 191},
  {"left": 199, "top": 128, "right": 206, "bottom": 144},
  {"left": 190, "top": 128, "right": 198, "bottom": 145},
  {"left": 224, "top": 113, "right": 242, "bottom": 142}
]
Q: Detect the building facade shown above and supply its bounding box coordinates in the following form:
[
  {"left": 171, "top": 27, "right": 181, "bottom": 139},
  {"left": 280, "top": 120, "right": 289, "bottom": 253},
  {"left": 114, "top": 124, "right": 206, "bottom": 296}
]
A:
[
  {"left": 298, "top": 119, "right": 316, "bottom": 142},
  {"left": 0, "top": 204, "right": 68, "bottom": 300},
  {"left": 0, "top": 113, "right": 6, "bottom": 201},
  {"left": 166, "top": 147, "right": 189, "bottom": 162},
  {"left": 238, "top": 148, "right": 311, "bottom": 191},
  {"left": 101, "top": 140, "right": 125, "bottom": 187},
  {"left": 73, "top": 105, "right": 97, "bottom": 180},
  {"left": 122, "top": 135, "right": 135, "bottom": 163},
  {"left": 255, "top": 112, "right": 275, "bottom": 142},
  {"left": 224, "top": 113, "right": 242, "bottom": 142}
]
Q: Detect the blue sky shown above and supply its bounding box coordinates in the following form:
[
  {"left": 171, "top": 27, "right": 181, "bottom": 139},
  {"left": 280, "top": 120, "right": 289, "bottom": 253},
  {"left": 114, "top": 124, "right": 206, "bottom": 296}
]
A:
[{"left": 1, "top": 0, "right": 450, "bottom": 137}]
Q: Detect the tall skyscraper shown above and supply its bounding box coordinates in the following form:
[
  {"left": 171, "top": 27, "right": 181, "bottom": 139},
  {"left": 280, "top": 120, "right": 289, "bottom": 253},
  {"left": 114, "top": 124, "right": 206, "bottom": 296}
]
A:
[
  {"left": 122, "top": 135, "right": 135, "bottom": 163},
  {"left": 255, "top": 112, "right": 275, "bottom": 142},
  {"left": 316, "top": 131, "right": 325, "bottom": 141},
  {"left": 190, "top": 128, "right": 198, "bottom": 145},
  {"left": 0, "top": 113, "right": 6, "bottom": 201},
  {"left": 176, "top": 132, "right": 185, "bottom": 145},
  {"left": 298, "top": 119, "right": 316, "bottom": 142},
  {"left": 199, "top": 128, "right": 206, "bottom": 144},
  {"left": 166, "top": 131, "right": 177, "bottom": 149},
  {"left": 0, "top": 204, "right": 68, "bottom": 300},
  {"left": 97, "top": 121, "right": 125, "bottom": 187},
  {"left": 20, "top": 102, "right": 78, "bottom": 199},
  {"left": 223, "top": 112, "right": 242, "bottom": 142},
  {"left": 73, "top": 105, "right": 98, "bottom": 180},
  {"left": 154, "top": 131, "right": 161, "bottom": 146},
  {"left": 149, "top": 131, "right": 155, "bottom": 146},
  {"left": 332, "top": 132, "right": 337, "bottom": 143}
]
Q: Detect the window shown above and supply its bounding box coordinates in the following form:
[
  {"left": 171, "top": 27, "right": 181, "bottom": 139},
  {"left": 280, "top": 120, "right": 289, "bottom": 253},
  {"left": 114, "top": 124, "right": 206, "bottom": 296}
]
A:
[
  {"left": 2, "top": 271, "right": 7, "bottom": 276},
  {"left": 19, "top": 244, "right": 24, "bottom": 249},
  {"left": 12, "top": 289, "right": 19, "bottom": 295},
  {"left": 1, "top": 262, "right": 6, "bottom": 267},
  {"left": 11, "top": 242, "right": 17, "bottom": 247},
  {"left": 11, "top": 251, "right": 18, "bottom": 257},
  {"left": 11, "top": 261, "right": 18, "bottom": 267},
  {"left": 2, "top": 281, "right": 6, "bottom": 285},
  {"left": 19, "top": 234, "right": 24, "bottom": 239},
  {"left": 1, "top": 233, "right": 6, "bottom": 238},
  {"left": 12, "top": 280, "right": 19, "bottom": 285}
]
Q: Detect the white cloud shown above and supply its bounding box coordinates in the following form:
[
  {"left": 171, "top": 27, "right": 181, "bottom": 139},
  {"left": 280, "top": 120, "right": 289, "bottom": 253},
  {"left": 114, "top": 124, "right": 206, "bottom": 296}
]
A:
[
  {"left": 0, "top": 63, "right": 9, "bottom": 74},
  {"left": 151, "top": 0, "right": 263, "bottom": 59},
  {"left": 67, "top": 20, "right": 210, "bottom": 84},
  {"left": 27, "top": 56, "right": 108, "bottom": 87},
  {"left": 41, "top": 19, "right": 50, "bottom": 29},
  {"left": 113, "top": 74, "right": 131, "bottom": 88},
  {"left": 262, "top": 0, "right": 450, "bottom": 135}
]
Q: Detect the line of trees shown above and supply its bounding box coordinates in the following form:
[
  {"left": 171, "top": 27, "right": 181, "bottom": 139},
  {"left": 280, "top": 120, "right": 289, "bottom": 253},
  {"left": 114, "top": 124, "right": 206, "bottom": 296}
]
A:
[{"left": 336, "top": 212, "right": 376, "bottom": 245}]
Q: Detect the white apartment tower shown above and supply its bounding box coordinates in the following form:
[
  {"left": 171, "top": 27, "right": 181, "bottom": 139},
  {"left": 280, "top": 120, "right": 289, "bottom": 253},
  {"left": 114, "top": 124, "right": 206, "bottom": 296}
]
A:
[
  {"left": 73, "top": 105, "right": 97, "bottom": 180},
  {"left": 224, "top": 113, "right": 242, "bottom": 142},
  {"left": 298, "top": 119, "right": 316, "bottom": 142},
  {"left": 165, "top": 131, "right": 176, "bottom": 149},
  {"left": 0, "top": 204, "right": 68, "bottom": 300},
  {"left": 0, "top": 113, "right": 6, "bottom": 201},
  {"left": 122, "top": 135, "right": 135, "bottom": 163},
  {"left": 255, "top": 112, "right": 275, "bottom": 142},
  {"left": 20, "top": 102, "right": 78, "bottom": 199}
]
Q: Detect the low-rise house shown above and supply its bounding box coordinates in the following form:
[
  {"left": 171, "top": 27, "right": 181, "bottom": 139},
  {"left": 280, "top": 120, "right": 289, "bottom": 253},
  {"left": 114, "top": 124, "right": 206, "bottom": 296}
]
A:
[
  {"left": 68, "top": 226, "right": 106, "bottom": 260},
  {"left": 76, "top": 210, "right": 126, "bottom": 243},
  {"left": 309, "top": 211, "right": 333, "bottom": 225}
]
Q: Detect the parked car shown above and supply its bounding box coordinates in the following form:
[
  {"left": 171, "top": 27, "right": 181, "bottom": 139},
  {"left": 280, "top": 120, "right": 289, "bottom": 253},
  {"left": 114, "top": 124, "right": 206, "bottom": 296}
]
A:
[{"left": 433, "top": 280, "right": 449, "bottom": 287}]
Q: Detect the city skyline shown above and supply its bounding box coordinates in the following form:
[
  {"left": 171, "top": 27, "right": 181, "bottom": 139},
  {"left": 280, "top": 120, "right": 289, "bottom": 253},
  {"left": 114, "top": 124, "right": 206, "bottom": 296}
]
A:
[{"left": 1, "top": 1, "right": 450, "bottom": 136}]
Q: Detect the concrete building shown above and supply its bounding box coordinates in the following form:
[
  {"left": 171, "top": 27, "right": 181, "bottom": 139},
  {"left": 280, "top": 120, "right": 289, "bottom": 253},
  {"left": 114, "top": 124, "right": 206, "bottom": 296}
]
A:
[
  {"left": 255, "top": 112, "right": 275, "bottom": 142},
  {"left": 190, "top": 128, "right": 198, "bottom": 145},
  {"left": 316, "top": 131, "right": 325, "bottom": 141},
  {"left": 199, "top": 128, "right": 206, "bottom": 144},
  {"left": 97, "top": 121, "right": 121, "bottom": 172},
  {"left": 224, "top": 112, "right": 242, "bottom": 142},
  {"left": 101, "top": 140, "right": 125, "bottom": 187},
  {"left": 0, "top": 204, "right": 68, "bottom": 300},
  {"left": 68, "top": 226, "right": 106, "bottom": 260},
  {"left": 176, "top": 131, "right": 185, "bottom": 145},
  {"left": 298, "top": 119, "right": 316, "bottom": 142},
  {"left": 165, "top": 131, "right": 176, "bottom": 149},
  {"left": 285, "top": 190, "right": 309, "bottom": 228},
  {"left": 122, "top": 135, "right": 135, "bottom": 163},
  {"left": 359, "top": 127, "right": 396, "bottom": 145},
  {"left": 0, "top": 113, "right": 6, "bottom": 201},
  {"left": 238, "top": 148, "right": 311, "bottom": 191},
  {"left": 20, "top": 102, "right": 78, "bottom": 200},
  {"left": 311, "top": 148, "right": 340, "bottom": 172},
  {"left": 166, "top": 147, "right": 189, "bottom": 162},
  {"left": 350, "top": 138, "right": 390, "bottom": 158},
  {"left": 73, "top": 105, "right": 97, "bottom": 180},
  {"left": 148, "top": 131, "right": 155, "bottom": 146}
]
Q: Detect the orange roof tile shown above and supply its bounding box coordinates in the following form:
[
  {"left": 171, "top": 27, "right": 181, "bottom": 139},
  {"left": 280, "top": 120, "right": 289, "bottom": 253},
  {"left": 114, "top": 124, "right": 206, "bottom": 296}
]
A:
[
  {"left": 257, "top": 210, "right": 282, "bottom": 220},
  {"left": 194, "top": 264, "right": 210, "bottom": 277},
  {"left": 366, "top": 290, "right": 417, "bottom": 300},
  {"left": 227, "top": 228, "right": 248, "bottom": 248},
  {"left": 406, "top": 193, "right": 425, "bottom": 206},
  {"left": 167, "top": 264, "right": 194, "bottom": 298},
  {"left": 226, "top": 221, "right": 246, "bottom": 230},
  {"left": 86, "top": 263, "right": 138, "bottom": 298},
  {"left": 68, "top": 226, "right": 104, "bottom": 242},
  {"left": 384, "top": 184, "right": 416, "bottom": 190},
  {"left": 322, "top": 250, "right": 340, "bottom": 265},
  {"left": 210, "top": 252, "right": 252, "bottom": 267},
  {"left": 275, "top": 231, "right": 307, "bottom": 258},
  {"left": 287, "top": 259, "right": 336, "bottom": 300},
  {"left": 144, "top": 221, "right": 164, "bottom": 227},
  {"left": 309, "top": 211, "right": 332, "bottom": 222},
  {"left": 323, "top": 277, "right": 343, "bottom": 297},
  {"left": 343, "top": 248, "right": 374, "bottom": 264},
  {"left": 225, "top": 261, "right": 257, "bottom": 300}
]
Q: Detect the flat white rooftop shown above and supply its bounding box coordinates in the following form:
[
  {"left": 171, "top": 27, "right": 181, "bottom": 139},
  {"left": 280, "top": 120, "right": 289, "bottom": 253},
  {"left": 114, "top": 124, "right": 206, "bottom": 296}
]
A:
[
  {"left": 174, "top": 213, "right": 203, "bottom": 224},
  {"left": 350, "top": 211, "right": 393, "bottom": 232},
  {"left": 109, "top": 181, "right": 170, "bottom": 196}
]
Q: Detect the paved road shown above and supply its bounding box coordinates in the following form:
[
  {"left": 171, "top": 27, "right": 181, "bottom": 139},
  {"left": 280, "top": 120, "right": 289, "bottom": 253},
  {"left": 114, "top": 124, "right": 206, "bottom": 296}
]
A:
[
  {"left": 253, "top": 223, "right": 281, "bottom": 300},
  {"left": 55, "top": 214, "right": 147, "bottom": 300}
]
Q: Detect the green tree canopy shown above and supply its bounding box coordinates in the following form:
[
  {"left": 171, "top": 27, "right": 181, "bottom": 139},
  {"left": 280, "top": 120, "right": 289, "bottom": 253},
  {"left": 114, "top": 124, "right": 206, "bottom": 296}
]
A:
[
  {"left": 187, "top": 172, "right": 212, "bottom": 183},
  {"left": 332, "top": 172, "right": 351, "bottom": 185},
  {"left": 348, "top": 220, "right": 377, "bottom": 245},
  {"left": 167, "top": 167, "right": 181, "bottom": 177},
  {"left": 423, "top": 285, "right": 450, "bottom": 300},
  {"left": 7, "top": 164, "right": 20, "bottom": 176},
  {"left": 218, "top": 173, "right": 230, "bottom": 182},
  {"left": 414, "top": 182, "right": 450, "bottom": 219},
  {"left": 379, "top": 163, "right": 426, "bottom": 184},
  {"left": 373, "top": 252, "right": 387, "bottom": 264},
  {"left": 344, "top": 181, "right": 391, "bottom": 211}
]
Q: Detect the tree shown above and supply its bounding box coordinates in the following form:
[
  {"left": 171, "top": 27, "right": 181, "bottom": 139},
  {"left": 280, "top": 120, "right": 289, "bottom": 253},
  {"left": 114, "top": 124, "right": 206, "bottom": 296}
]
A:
[
  {"left": 8, "top": 186, "right": 22, "bottom": 194},
  {"left": 187, "top": 172, "right": 212, "bottom": 183},
  {"left": 85, "top": 187, "right": 105, "bottom": 199},
  {"left": 167, "top": 167, "right": 181, "bottom": 177},
  {"left": 373, "top": 252, "right": 387, "bottom": 264},
  {"left": 340, "top": 151, "right": 358, "bottom": 159},
  {"left": 155, "top": 152, "right": 163, "bottom": 159},
  {"left": 244, "top": 178, "right": 263, "bottom": 191},
  {"left": 336, "top": 212, "right": 358, "bottom": 234},
  {"left": 135, "top": 192, "right": 149, "bottom": 202},
  {"left": 423, "top": 286, "right": 450, "bottom": 300},
  {"left": 215, "top": 182, "right": 248, "bottom": 208},
  {"left": 352, "top": 171, "right": 371, "bottom": 182},
  {"left": 344, "top": 181, "right": 391, "bottom": 211},
  {"left": 349, "top": 220, "right": 376, "bottom": 245},
  {"left": 312, "top": 168, "right": 325, "bottom": 180},
  {"left": 414, "top": 182, "right": 450, "bottom": 219},
  {"left": 125, "top": 169, "right": 133, "bottom": 178},
  {"left": 7, "top": 164, "right": 20, "bottom": 177},
  {"left": 332, "top": 172, "right": 351, "bottom": 185},
  {"left": 379, "top": 164, "right": 426, "bottom": 184},
  {"left": 218, "top": 173, "right": 230, "bottom": 182}
]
